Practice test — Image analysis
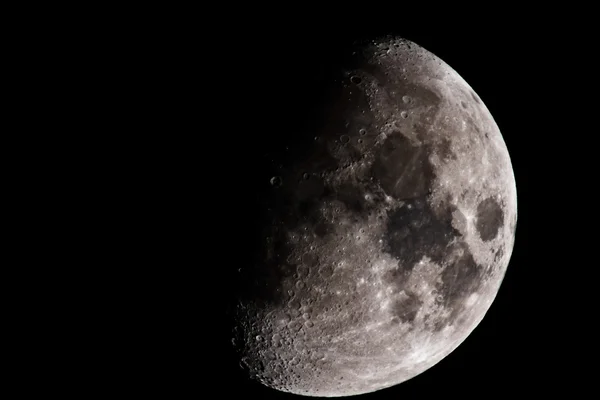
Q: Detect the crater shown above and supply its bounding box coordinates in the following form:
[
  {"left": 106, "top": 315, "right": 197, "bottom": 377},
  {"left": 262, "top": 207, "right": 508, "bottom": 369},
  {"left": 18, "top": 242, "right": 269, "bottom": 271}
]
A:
[
  {"left": 356, "top": 61, "right": 442, "bottom": 134},
  {"left": 391, "top": 291, "right": 423, "bottom": 323},
  {"left": 437, "top": 138, "right": 457, "bottom": 161},
  {"left": 475, "top": 197, "right": 504, "bottom": 241},
  {"left": 297, "top": 199, "right": 333, "bottom": 238}
]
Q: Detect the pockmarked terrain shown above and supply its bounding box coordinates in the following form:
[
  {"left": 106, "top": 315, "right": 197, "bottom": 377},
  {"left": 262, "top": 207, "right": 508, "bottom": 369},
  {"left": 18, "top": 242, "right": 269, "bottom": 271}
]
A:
[{"left": 231, "top": 36, "right": 517, "bottom": 397}]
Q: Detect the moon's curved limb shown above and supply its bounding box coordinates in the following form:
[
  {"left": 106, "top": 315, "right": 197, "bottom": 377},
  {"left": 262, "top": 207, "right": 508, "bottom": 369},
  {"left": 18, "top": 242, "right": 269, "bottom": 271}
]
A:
[{"left": 232, "top": 36, "right": 517, "bottom": 397}]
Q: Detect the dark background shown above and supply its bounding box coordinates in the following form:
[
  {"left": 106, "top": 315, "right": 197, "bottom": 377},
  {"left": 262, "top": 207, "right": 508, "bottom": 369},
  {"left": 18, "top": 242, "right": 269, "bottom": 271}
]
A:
[
  {"left": 15, "top": 6, "right": 592, "bottom": 397},
  {"left": 96, "top": 12, "right": 584, "bottom": 398}
]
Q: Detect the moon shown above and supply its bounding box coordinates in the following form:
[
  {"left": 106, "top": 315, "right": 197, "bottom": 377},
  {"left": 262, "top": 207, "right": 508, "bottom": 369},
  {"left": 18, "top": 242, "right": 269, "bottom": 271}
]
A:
[{"left": 231, "top": 36, "right": 517, "bottom": 397}]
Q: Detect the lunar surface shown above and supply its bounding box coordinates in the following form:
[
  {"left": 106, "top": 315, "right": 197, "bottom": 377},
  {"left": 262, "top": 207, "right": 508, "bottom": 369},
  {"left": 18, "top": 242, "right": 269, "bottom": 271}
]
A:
[{"left": 231, "top": 36, "right": 517, "bottom": 397}]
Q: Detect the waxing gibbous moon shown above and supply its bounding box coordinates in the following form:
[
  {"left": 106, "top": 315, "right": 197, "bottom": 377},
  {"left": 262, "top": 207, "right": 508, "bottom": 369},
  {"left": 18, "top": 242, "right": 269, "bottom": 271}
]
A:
[{"left": 231, "top": 36, "right": 517, "bottom": 397}]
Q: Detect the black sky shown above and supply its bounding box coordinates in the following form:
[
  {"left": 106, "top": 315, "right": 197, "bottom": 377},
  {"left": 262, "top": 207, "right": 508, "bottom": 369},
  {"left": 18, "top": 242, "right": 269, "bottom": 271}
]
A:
[{"left": 24, "top": 4, "right": 594, "bottom": 396}]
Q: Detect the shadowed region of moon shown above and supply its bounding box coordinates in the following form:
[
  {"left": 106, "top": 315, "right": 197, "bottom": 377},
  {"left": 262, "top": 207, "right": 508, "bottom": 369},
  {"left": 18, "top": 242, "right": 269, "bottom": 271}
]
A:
[{"left": 230, "top": 35, "right": 517, "bottom": 398}]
